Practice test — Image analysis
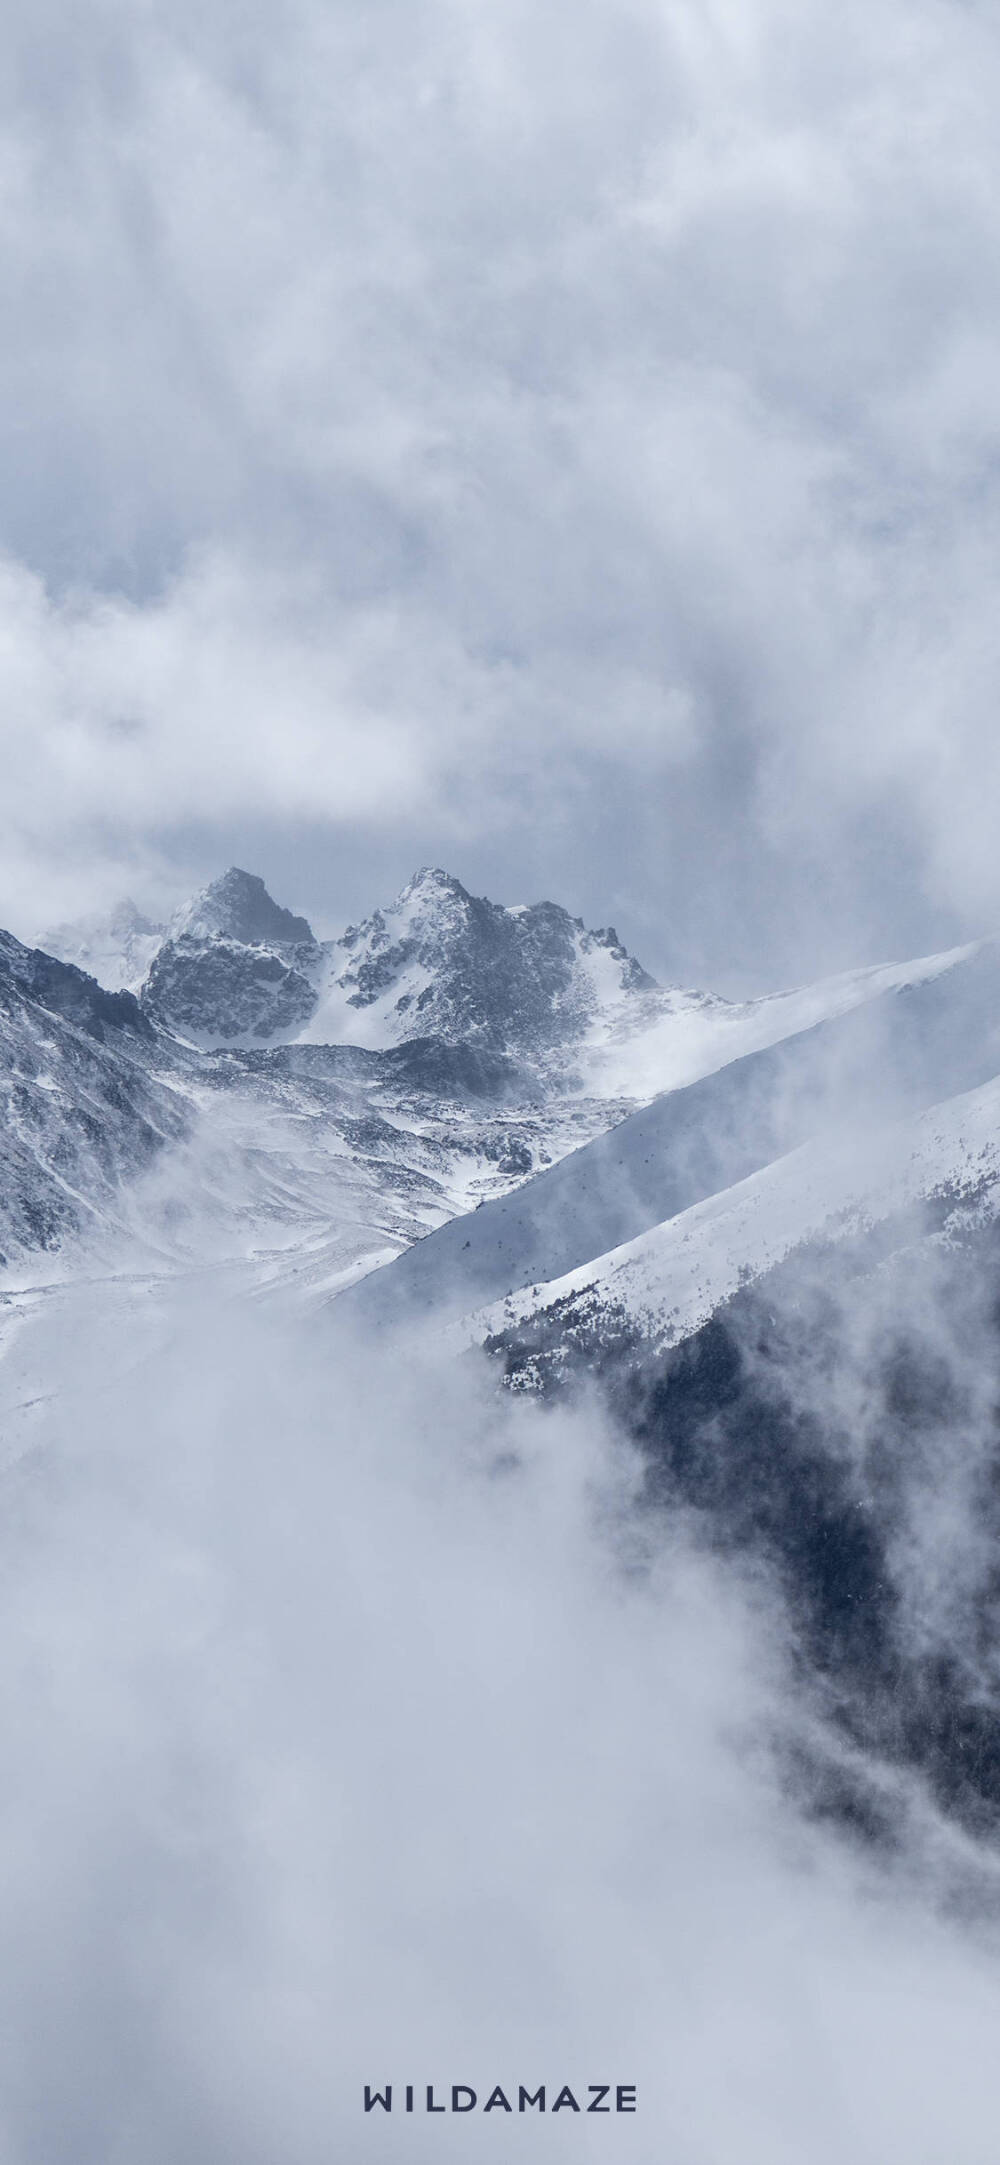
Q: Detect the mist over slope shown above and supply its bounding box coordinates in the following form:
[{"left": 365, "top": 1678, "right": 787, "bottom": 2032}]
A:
[
  {"left": 6, "top": 868, "right": 659, "bottom": 1280},
  {"left": 0, "top": 929, "right": 186, "bottom": 1265},
  {"left": 50, "top": 863, "right": 681, "bottom": 1053},
  {"left": 342, "top": 939, "right": 1000, "bottom": 1331},
  {"left": 2, "top": 1289, "right": 1000, "bottom": 2165},
  {"left": 19, "top": 862, "right": 985, "bottom": 1291},
  {"left": 7, "top": 866, "right": 1000, "bottom": 2155}
]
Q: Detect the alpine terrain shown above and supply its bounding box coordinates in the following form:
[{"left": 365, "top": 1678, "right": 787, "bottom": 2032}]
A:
[{"left": 10, "top": 862, "right": 1000, "bottom": 1861}]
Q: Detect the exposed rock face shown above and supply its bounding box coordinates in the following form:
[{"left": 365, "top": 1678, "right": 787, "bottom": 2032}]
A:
[
  {"left": 11, "top": 865, "right": 1000, "bottom": 1858},
  {"left": 138, "top": 864, "right": 664, "bottom": 1055},
  {"left": 0, "top": 931, "right": 154, "bottom": 1042},
  {"left": 0, "top": 867, "right": 659, "bottom": 1273},
  {"left": 484, "top": 1214, "right": 1000, "bottom": 1845},
  {"left": 0, "top": 931, "right": 186, "bottom": 1265},
  {"left": 143, "top": 935, "right": 319, "bottom": 1045},
  {"left": 170, "top": 867, "right": 314, "bottom": 948},
  {"left": 328, "top": 867, "right": 657, "bottom": 1053},
  {"left": 142, "top": 869, "right": 320, "bottom": 1045}
]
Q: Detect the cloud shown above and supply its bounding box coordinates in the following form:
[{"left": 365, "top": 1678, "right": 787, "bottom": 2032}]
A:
[
  {"left": 3, "top": 1284, "right": 1000, "bottom": 2160},
  {"left": 2, "top": 0, "right": 1000, "bottom": 973}
]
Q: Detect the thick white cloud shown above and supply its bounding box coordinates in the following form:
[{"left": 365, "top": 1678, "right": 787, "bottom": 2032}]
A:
[
  {"left": 4, "top": 1287, "right": 1000, "bottom": 2162},
  {"left": 2, "top": 0, "right": 1000, "bottom": 974}
]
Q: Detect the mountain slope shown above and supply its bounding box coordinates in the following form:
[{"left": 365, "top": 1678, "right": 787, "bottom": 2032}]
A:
[
  {"left": 137, "top": 864, "right": 690, "bottom": 1057},
  {"left": 13, "top": 870, "right": 1000, "bottom": 1858},
  {"left": 300, "top": 865, "right": 671, "bottom": 1053},
  {"left": 0, "top": 903, "right": 640, "bottom": 1294},
  {"left": 142, "top": 869, "right": 321, "bottom": 1045},
  {"left": 474, "top": 1074, "right": 1000, "bottom": 1379},
  {"left": 475, "top": 1164, "right": 1000, "bottom": 1845},
  {"left": 333, "top": 939, "right": 1000, "bottom": 1333},
  {"left": 9, "top": 870, "right": 1000, "bottom": 1343},
  {"left": 0, "top": 931, "right": 188, "bottom": 1267}
]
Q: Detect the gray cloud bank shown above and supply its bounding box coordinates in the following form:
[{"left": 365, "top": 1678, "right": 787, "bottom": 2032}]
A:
[
  {"left": 3, "top": 1287, "right": 1000, "bottom": 2163},
  {"left": 2, "top": 0, "right": 1000, "bottom": 983}
]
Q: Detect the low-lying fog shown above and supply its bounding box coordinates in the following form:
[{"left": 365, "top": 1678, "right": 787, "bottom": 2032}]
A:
[{"left": 1, "top": 1283, "right": 1000, "bottom": 2164}]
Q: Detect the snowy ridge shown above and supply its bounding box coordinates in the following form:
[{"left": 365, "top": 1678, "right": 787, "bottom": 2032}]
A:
[
  {"left": 8, "top": 866, "right": 1000, "bottom": 1364},
  {"left": 102, "top": 1049, "right": 632, "bottom": 1304},
  {"left": 0, "top": 885, "right": 642, "bottom": 1301},
  {"left": 135, "top": 864, "right": 680, "bottom": 1058},
  {"left": 467, "top": 1074, "right": 1000, "bottom": 1364},
  {"left": 300, "top": 865, "right": 668, "bottom": 1054},
  {"left": 17, "top": 866, "right": 1000, "bottom": 1864},
  {"left": 168, "top": 867, "right": 314, "bottom": 948},
  {"left": 0, "top": 929, "right": 187, "bottom": 1267},
  {"left": 331, "top": 938, "right": 1000, "bottom": 1335},
  {"left": 574, "top": 940, "right": 983, "bottom": 1100}
]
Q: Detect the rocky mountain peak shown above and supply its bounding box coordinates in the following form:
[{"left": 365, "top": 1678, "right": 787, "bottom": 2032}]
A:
[
  {"left": 171, "top": 868, "right": 316, "bottom": 950},
  {"left": 328, "top": 869, "right": 659, "bottom": 1052},
  {"left": 401, "top": 866, "right": 465, "bottom": 904},
  {"left": 141, "top": 870, "right": 319, "bottom": 1046},
  {"left": 131, "top": 862, "right": 666, "bottom": 1054}
]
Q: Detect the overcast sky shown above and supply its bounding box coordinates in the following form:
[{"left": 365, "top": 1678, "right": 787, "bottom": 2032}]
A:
[{"left": 3, "top": 0, "right": 1000, "bottom": 991}]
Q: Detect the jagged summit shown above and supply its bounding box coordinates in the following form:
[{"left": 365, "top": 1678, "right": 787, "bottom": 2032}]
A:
[
  {"left": 10, "top": 886, "right": 1000, "bottom": 1858},
  {"left": 44, "top": 862, "right": 723, "bottom": 1059},
  {"left": 399, "top": 866, "right": 463, "bottom": 900},
  {"left": 143, "top": 869, "right": 317, "bottom": 1046},
  {"left": 337, "top": 865, "right": 466, "bottom": 949},
  {"left": 128, "top": 862, "right": 673, "bottom": 1054},
  {"left": 171, "top": 868, "right": 316, "bottom": 949},
  {"left": 325, "top": 864, "right": 659, "bottom": 1053}
]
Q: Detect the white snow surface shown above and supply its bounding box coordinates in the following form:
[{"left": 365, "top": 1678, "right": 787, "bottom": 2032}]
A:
[
  {"left": 39, "top": 865, "right": 980, "bottom": 1102},
  {"left": 4, "top": 865, "right": 997, "bottom": 1441},
  {"left": 573, "top": 942, "right": 983, "bottom": 1101},
  {"left": 296, "top": 866, "right": 668, "bottom": 1052},
  {"left": 466, "top": 1073, "right": 1000, "bottom": 1358}
]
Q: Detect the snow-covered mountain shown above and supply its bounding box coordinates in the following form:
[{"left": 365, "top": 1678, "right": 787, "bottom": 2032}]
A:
[
  {"left": 135, "top": 864, "right": 702, "bottom": 1057},
  {"left": 10, "top": 867, "right": 997, "bottom": 1307},
  {"left": 473, "top": 1075, "right": 1000, "bottom": 1381},
  {"left": 336, "top": 936, "right": 1000, "bottom": 1334},
  {"left": 11, "top": 864, "right": 1000, "bottom": 1845},
  {"left": 467, "top": 1116, "right": 1000, "bottom": 1842},
  {"left": 53, "top": 864, "right": 718, "bottom": 1057},
  {"left": 143, "top": 872, "right": 320, "bottom": 1046},
  {"left": 0, "top": 928, "right": 186, "bottom": 1266},
  {"left": 2, "top": 866, "right": 663, "bottom": 1295},
  {"left": 299, "top": 865, "right": 670, "bottom": 1054}
]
